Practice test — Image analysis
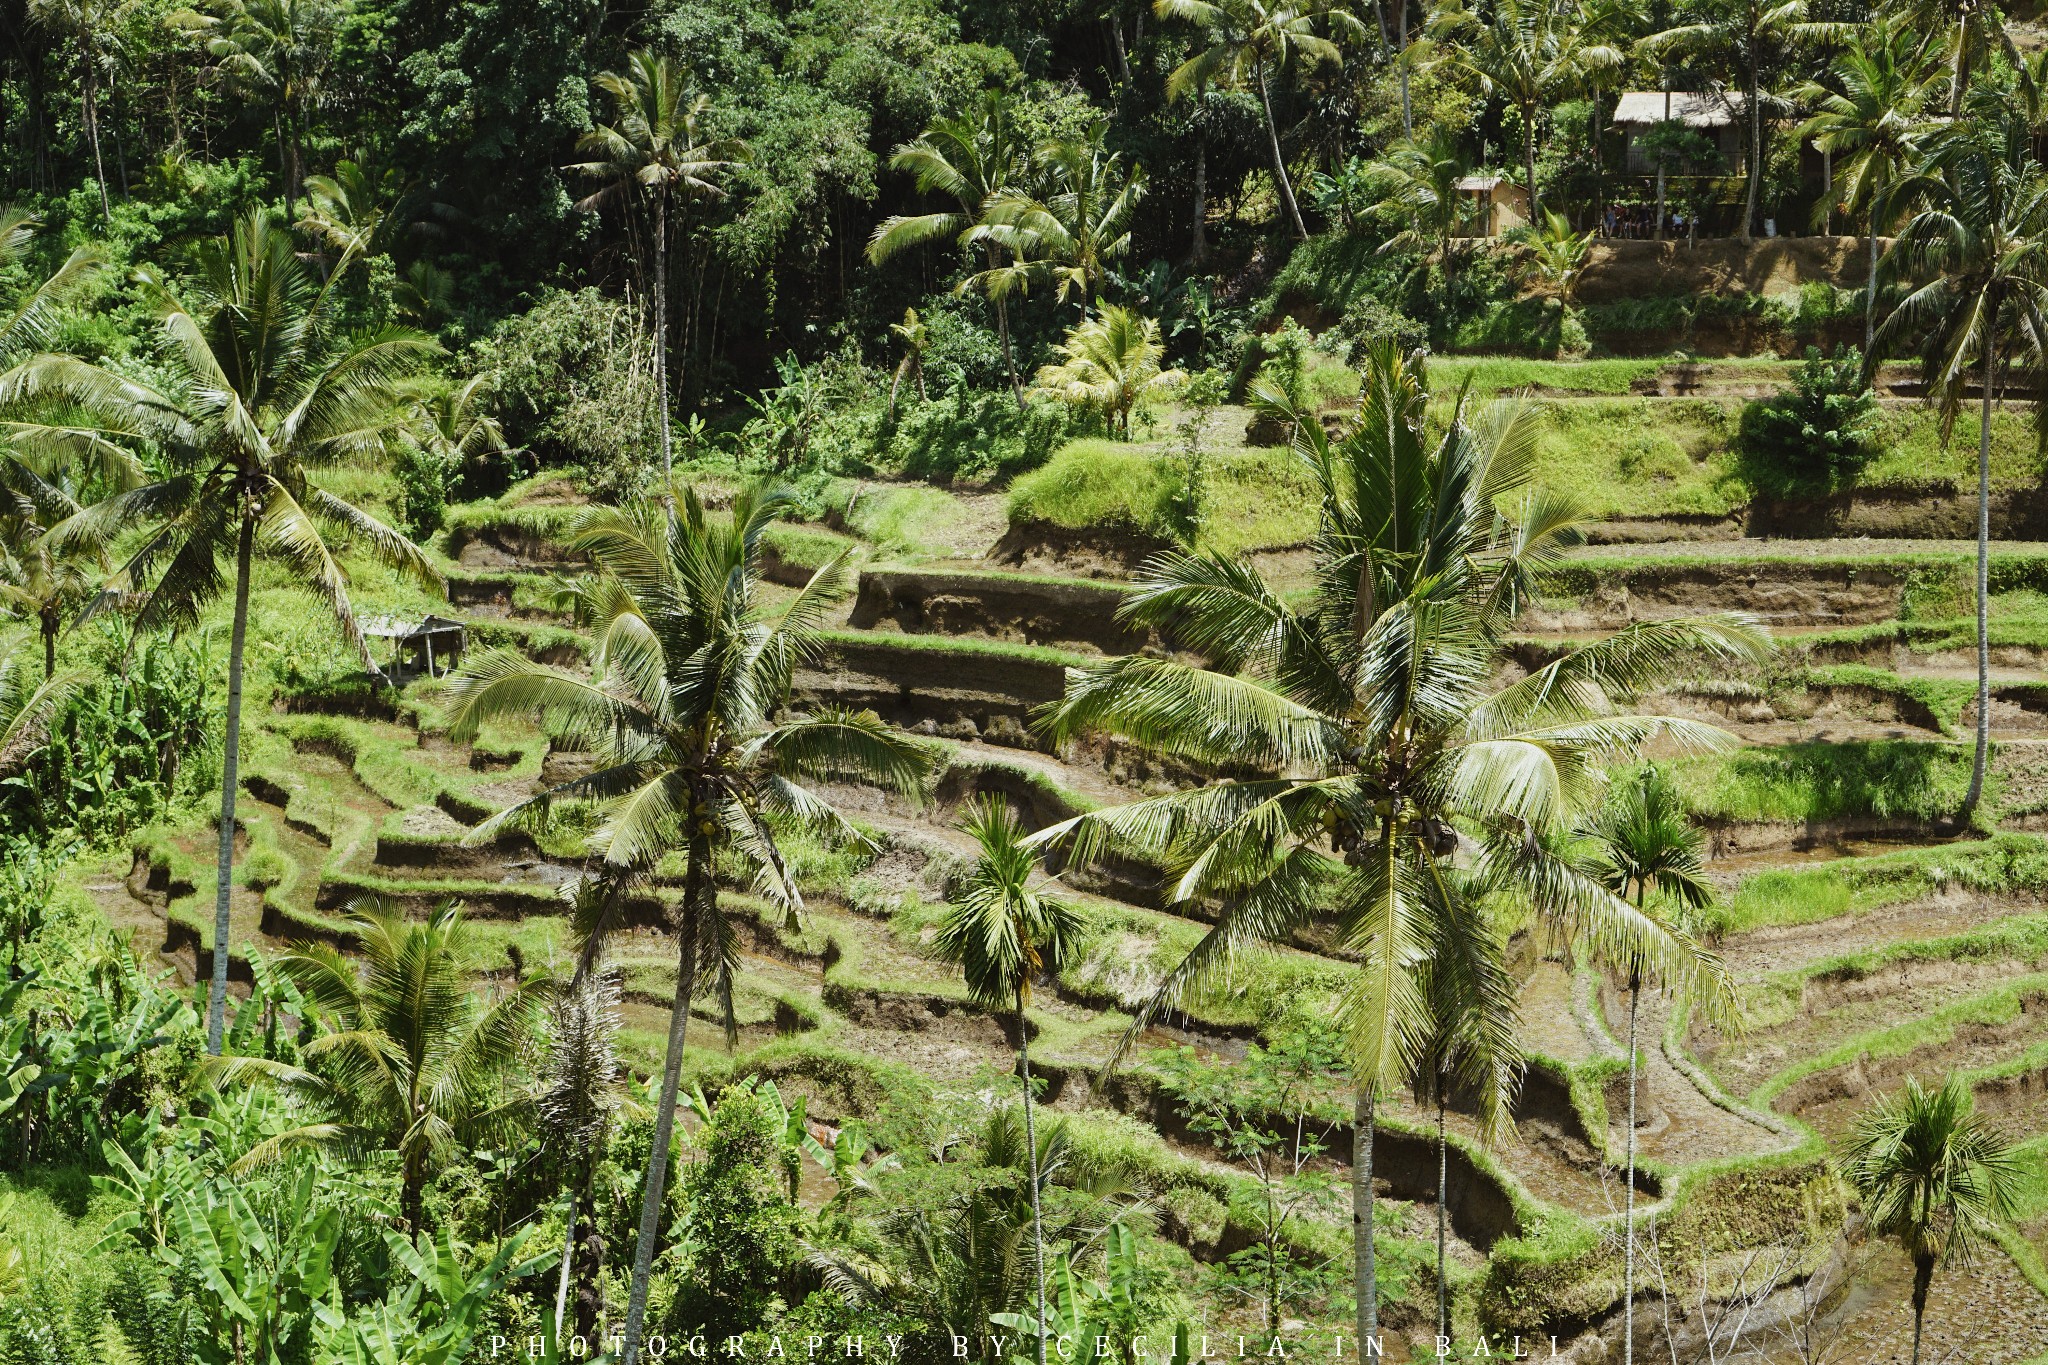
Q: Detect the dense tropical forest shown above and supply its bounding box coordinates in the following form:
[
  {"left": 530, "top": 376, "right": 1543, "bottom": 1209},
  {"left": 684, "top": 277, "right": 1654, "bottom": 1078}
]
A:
[{"left": 9, "top": 0, "right": 2048, "bottom": 1361}]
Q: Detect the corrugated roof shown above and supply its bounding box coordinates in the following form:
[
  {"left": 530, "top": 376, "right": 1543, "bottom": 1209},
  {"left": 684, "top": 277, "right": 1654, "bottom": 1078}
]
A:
[{"left": 1610, "top": 90, "right": 1744, "bottom": 127}]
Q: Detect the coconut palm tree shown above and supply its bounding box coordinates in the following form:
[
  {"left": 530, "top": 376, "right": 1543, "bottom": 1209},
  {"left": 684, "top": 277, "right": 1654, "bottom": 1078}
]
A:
[
  {"left": 1579, "top": 765, "right": 1715, "bottom": 1365},
  {"left": 971, "top": 122, "right": 1146, "bottom": 315},
  {"left": 1404, "top": 887, "right": 1520, "bottom": 1341},
  {"left": 0, "top": 530, "right": 100, "bottom": 679},
  {"left": 444, "top": 486, "right": 932, "bottom": 1365},
  {"left": 175, "top": 0, "right": 335, "bottom": 221},
  {"left": 1639, "top": 0, "right": 1842, "bottom": 242},
  {"left": 1841, "top": 1075, "right": 2021, "bottom": 1365},
  {"left": 0, "top": 206, "right": 106, "bottom": 365},
  {"left": 1030, "top": 307, "right": 1185, "bottom": 439},
  {"left": 1154, "top": 0, "right": 1366, "bottom": 240},
  {"left": 211, "top": 898, "right": 551, "bottom": 1229},
  {"left": 1877, "top": 93, "right": 2048, "bottom": 819},
  {"left": 7, "top": 211, "right": 440, "bottom": 1057},
  {"left": 868, "top": 93, "right": 1031, "bottom": 407},
  {"left": 1363, "top": 131, "right": 1472, "bottom": 262},
  {"left": 1797, "top": 22, "right": 1942, "bottom": 350},
  {"left": 1889, "top": 0, "right": 2033, "bottom": 118},
  {"left": 1523, "top": 209, "right": 1595, "bottom": 306},
  {"left": 1427, "top": 0, "right": 1623, "bottom": 222},
  {"left": 933, "top": 796, "right": 1087, "bottom": 1365},
  {"left": 571, "top": 50, "right": 748, "bottom": 487},
  {"left": 1031, "top": 341, "right": 1765, "bottom": 1350},
  {"left": 296, "top": 156, "right": 409, "bottom": 264}
]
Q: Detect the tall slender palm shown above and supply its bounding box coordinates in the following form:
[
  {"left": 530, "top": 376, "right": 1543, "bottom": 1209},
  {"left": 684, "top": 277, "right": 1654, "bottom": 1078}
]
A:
[
  {"left": 445, "top": 487, "right": 931, "bottom": 1365},
  {"left": 1889, "top": 0, "right": 2033, "bottom": 118},
  {"left": 1427, "top": 0, "right": 1622, "bottom": 222},
  {"left": 1877, "top": 95, "right": 2048, "bottom": 819},
  {"left": 212, "top": 898, "right": 551, "bottom": 1229},
  {"left": 1155, "top": 0, "right": 1364, "bottom": 240},
  {"left": 1580, "top": 766, "right": 1715, "bottom": 1365},
  {"left": 0, "top": 530, "right": 99, "bottom": 679},
  {"left": 176, "top": 0, "right": 335, "bottom": 222},
  {"left": 933, "top": 796, "right": 1086, "bottom": 1365},
  {"left": 1032, "top": 342, "right": 1765, "bottom": 1351},
  {"left": 1363, "top": 130, "right": 1472, "bottom": 262},
  {"left": 971, "top": 123, "right": 1146, "bottom": 315},
  {"left": 1404, "top": 886, "right": 1520, "bottom": 1342},
  {"left": 1797, "top": 22, "right": 1941, "bottom": 350},
  {"left": 868, "top": 93, "right": 1031, "bottom": 407},
  {"left": 1640, "top": 0, "right": 1842, "bottom": 241},
  {"left": 25, "top": 0, "right": 125, "bottom": 222},
  {"left": 1841, "top": 1075, "right": 2021, "bottom": 1365},
  {"left": 9, "top": 211, "right": 440, "bottom": 1056},
  {"left": 571, "top": 51, "right": 748, "bottom": 488}
]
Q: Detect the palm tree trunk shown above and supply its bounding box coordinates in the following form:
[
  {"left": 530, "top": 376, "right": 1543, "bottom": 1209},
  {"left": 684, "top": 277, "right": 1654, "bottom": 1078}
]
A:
[
  {"left": 1435, "top": 1094, "right": 1449, "bottom": 1339},
  {"left": 1866, "top": 230, "right": 1879, "bottom": 354},
  {"left": 986, "top": 243, "right": 1025, "bottom": 410},
  {"left": 1397, "top": 0, "right": 1412, "bottom": 139},
  {"left": 206, "top": 506, "right": 255, "bottom": 1056},
  {"left": 40, "top": 614, "right": 54, "bottom": 681},
  {"left": 1019, "top": 998, "right": 1049, "bottom": 1365},
  {"left": 1624, "top": 980, "right": 1640, "bottom": 1365},
  {"left": 1255, "top": 64, "right": 1309, "bottom": 240},
  {"left": 1910, "top": 1253, "right": 1933, "bottom": 1365},
  {"left": 654, "top": 187, "right": 673, "bottom": 491},
  {"left": 1354, "top": 1084, "right": 1377, "bottom": 1352},
  {"left": 1189, "top": 139, "right": 1209, "bottom": 264},
  {"left": 1949, "top": 19, "right": 1966, "bottom": 119},
  {"left": 554, "top": 1189, "right": 578, "bottom": 1336},
  {"left": 81, "top": 60, "right": 109, "bottom": 225},
  {"left": 1523, "top": 103, "right": 1541, "bottom": 223},
  {"left": 1964, "top": 335, "right": 1994, "bottom": 817},
  {"left": 619, "top": 837, "right": 705, "bottom": 1365},
  {"left": 1743, "top": 79, "right": 1761, "bottom": 244}
]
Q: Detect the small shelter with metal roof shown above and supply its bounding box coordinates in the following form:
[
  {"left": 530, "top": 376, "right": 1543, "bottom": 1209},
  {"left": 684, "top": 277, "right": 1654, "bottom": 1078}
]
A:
[{"left": 360, "top": 613, "right": 467, "bottom": 679}]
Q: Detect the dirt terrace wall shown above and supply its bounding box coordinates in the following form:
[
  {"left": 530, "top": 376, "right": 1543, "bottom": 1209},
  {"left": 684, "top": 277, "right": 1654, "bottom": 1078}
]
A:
[
  {"left": 1528, "top": 559, "right": 1907, "bottom": 631},
  {"left": 794, "top": 638, "right": 1070, "bottom": 751},
  {"left": 852, "top": 570, "right": 1147, "bottom": 655}
]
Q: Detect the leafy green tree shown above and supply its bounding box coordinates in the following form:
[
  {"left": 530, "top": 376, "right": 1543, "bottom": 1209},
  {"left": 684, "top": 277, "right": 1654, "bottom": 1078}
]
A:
[
  {"left": 445, "top": 487, "right": 931, "bottom": 1365},
  {"left": 1796, "top": 21, "right": 1941, "bottom": 349},
  {"left": 12, "top": 211, "right": 441, "bottom": 1056},
  {"left": 1737, "top": 346, "right": 1881, "bottom": 484},
  {"left": 973, "top": 122, "right": 1146, "bottom": 314},
  {"left": 1842, "top": 1075, "right": 2021, "bottom": 1365},
  {"left": 888, "top": 307, "right": 929, "bottom": 421},
  {"left": 539, "top": 966, "right": 629, "bottom": 1342},
  {"left": 212, "top": 898, "right": 550, "bottom": 1229},
  {"left": 671, "top": 1084, "right": 807, "bottom": 1342},
  {"left": 1888, "top": 0, "right": 2032, "bottom": 117},
  {"left": 24, "top": 0, "right": 126, "bottom": 222},
  {"left": 1033, "top": 341, "right": 1762, "bottom": 1350},
  {"left": 1154, "top": 0, "right": 1364, "bottom": 240},
  {"left": 934, "top": 796, "right": 1086, "bottom": 1365},
  {"left": 175, "top": 0, "right": 336, "bottom": 221},
  {"left": 1521, "top": 209, "right": 1594, "bottom": 306},
  {"left": 1427, "top": 0, "right": 1621, "bottom": 221},
  {"left": 1579, "top": 766, "right": 1715, "bottom": 1365},
  {"left": 1030, "top": 306, "right": 1185, "bottom": 439},
  {"left": 571, "top": 51, "right": 749, "bottom": 488},
  {"left": 868, "top": 93, "right": 1032, "bottom": 407},
  {"left": 1878, "top": 93, "right": 2048, "bottom": 819}
]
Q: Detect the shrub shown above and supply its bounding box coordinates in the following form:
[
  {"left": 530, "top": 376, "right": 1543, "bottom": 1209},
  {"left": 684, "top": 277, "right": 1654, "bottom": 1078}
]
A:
[
  {"left": 884, "top": 387, "right": 1070, "bottom": 483},
  {"left": 1738, "top": 346, "right": 1880, "bottom": 484},
  {"left": 1006, "top": 440, "right": 1178, "bottom": 534}
]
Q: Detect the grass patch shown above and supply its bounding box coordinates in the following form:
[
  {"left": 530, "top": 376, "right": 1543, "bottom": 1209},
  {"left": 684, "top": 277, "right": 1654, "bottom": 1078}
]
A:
[
  {"left": 1710, "top": 835, "right": 2048, "bottom": 936},
  {"left": 1428, "top": 356, "right": 1667, "bottom": 396},
  {"left": 1664, "top": 740, "right": 1978, "bottom": 825}
]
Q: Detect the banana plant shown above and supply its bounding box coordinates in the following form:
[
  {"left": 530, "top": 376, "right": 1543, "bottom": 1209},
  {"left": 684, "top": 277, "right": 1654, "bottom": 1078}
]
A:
[
  {"left": 310, "top": 1225, "right": 549, "bottom": 1365},
  {"left": 156, "top": 1163, "right": 341, "bottom": 1365}
]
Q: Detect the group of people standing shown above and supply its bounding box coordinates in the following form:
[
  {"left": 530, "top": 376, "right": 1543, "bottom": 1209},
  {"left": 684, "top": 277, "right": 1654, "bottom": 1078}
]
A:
[{"left": 1601, "top": 204, "right": 1685, "bottom": 238}]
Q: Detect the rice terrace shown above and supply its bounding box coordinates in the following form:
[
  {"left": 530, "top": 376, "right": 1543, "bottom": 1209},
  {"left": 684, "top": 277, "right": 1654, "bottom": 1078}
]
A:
[{"left": 5, "top": 2, "right": 2048, "bottom": 1363}]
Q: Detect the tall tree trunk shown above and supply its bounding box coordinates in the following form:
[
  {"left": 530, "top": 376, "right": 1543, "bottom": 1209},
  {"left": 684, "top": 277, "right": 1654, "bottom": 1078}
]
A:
[
  {"left": 1866, "top": 230, "right": 1879, "bottom": 353},
  {"left": 1435, "top": 1095, "right": 1449, "bottom": 1339},
  {"left": 619, "top": 832, "right": 706, "bottom": 1365},
  {"left": 206, "top": 506, "right": 255, "bottom": 1055},
  {"left": 986, "top": 244, "right": 1025, "bottom": 410},
  {"left": 1020, "top": 998, "right": 1049, "bottom": 1365},
  {"left": 1108, "top": 7, "right": 1131, "bottom": 87},
  {"left": 1255, "top": 64, "right": 1308, "bottom": 240},
  {"left": 1624, "top": 978, "right": 1641, "bottom": 1365},
  {"left": 654, "top": 187, "right": 673, "bottom": 492},
  {"left": 1397, "top": 0, "right": 1412, "bottom": 139},
  {"left": 82, "top": 61, "right": 109, "bottom": 225},
  {"left": 1743, "top": 79, "right": 1761, "bottom": 244},
  {"left": 554, "top": 1189, "right": 578, "bottom": 1336},
  {"left": 1964, "top": 333, "right": 1994, "bottom": 817},
  {"left": 1591, "top": 87, "right": 1605, "bottom": 228},
  {"left": 40, "top": 613, "right": 55, "bottom": 681},
  {"left": 1523, "top": 104, "right": 1541, "bottom": 223},
  {"left": 1910, "top": 1253, "right": 1933, "bottom": 1365},
  {"left": 1354, "top": 1085, "right": 1378, "bottom": 1353},
  {"left": 1950, "top": 17, "right": 1967, "bottom": 118},
  {"left": 1189, "top": 138, "right": 1209, "bottom": 264},
  {"left": 1655, "top": 84, "right": 1671, "bottom": 241}
]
